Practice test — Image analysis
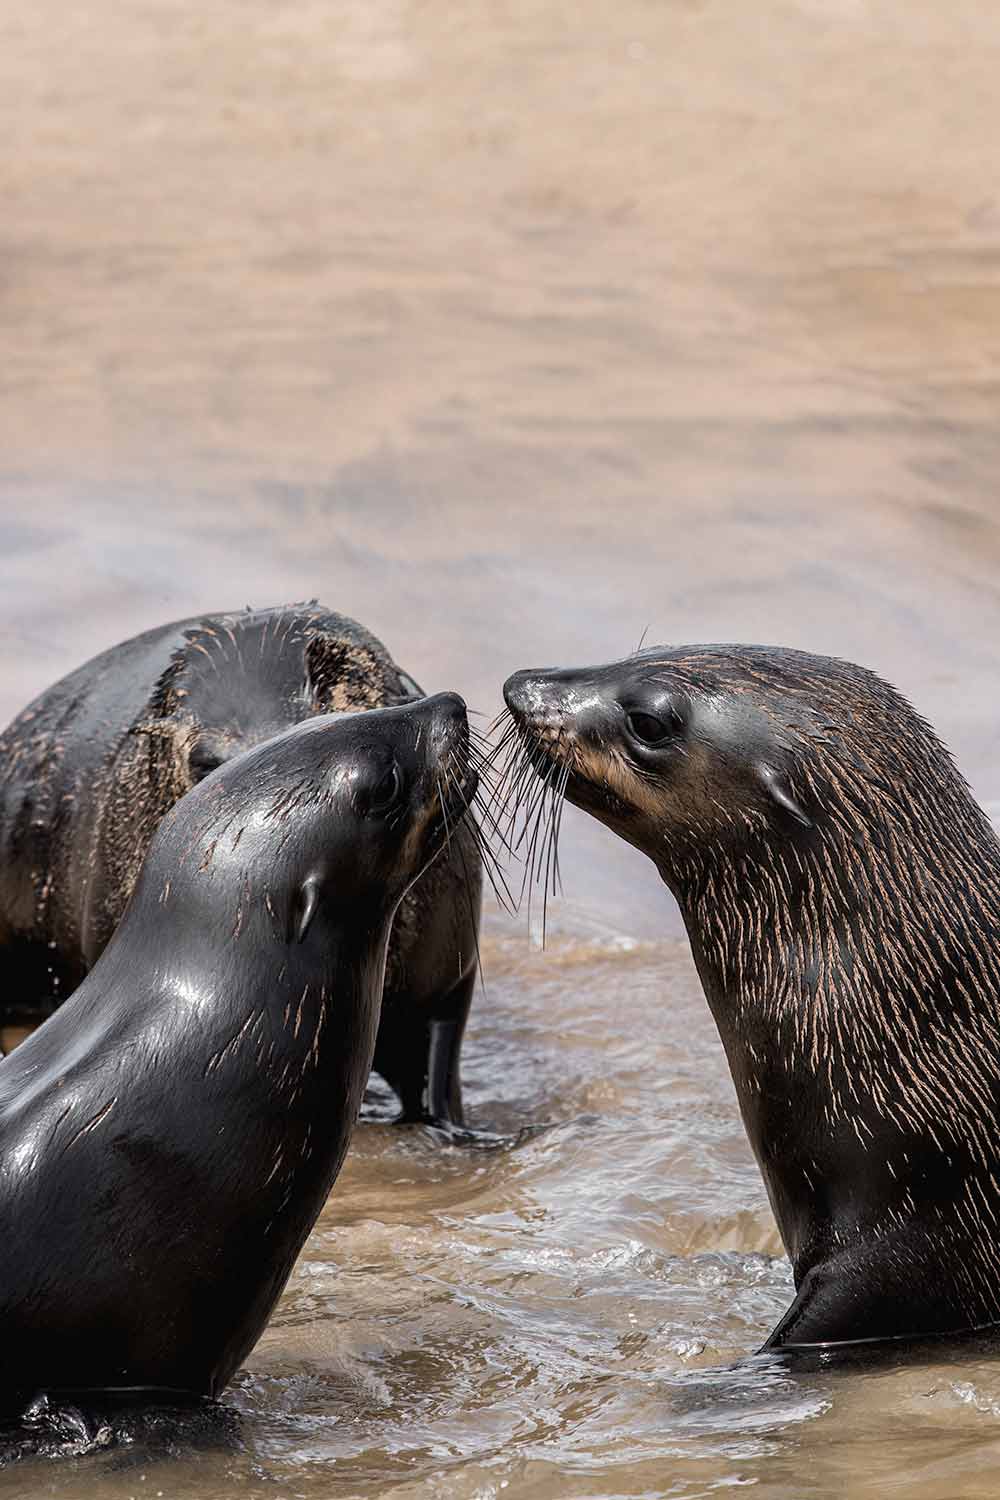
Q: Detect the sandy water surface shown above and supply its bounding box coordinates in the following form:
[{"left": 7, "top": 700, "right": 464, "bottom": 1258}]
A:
[{"left": 4, "top": 0, "right": 1000, "bottom": 1494}]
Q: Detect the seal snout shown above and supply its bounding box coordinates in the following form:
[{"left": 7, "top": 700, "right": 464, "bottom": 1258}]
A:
[
  {"left": 422, "top": 690, "right": 468, "bottom": 729},
  {"left": 419, "top": 692, "right": 477, "bottom": 806},
  {"left": 503, "top": 668, "right": 566, "bottom": 738},
  {"left": 504, "top": 668, "right": 594, "bottom": 754},
  {"left": 422, "top": 690, "right": 471, "bottom": 759},
  {"left": 503, "top": 669, "right": 551, "bottom": 718}
]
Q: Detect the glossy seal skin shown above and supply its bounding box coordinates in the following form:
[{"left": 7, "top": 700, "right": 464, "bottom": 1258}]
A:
[
  {"left": 0, "top": 604, "right": 481, "bottom": 1128},
  {"left": 505, "top": 645, "right": 1000, "bottom": 1351},
  {"left": 0, "top": 694, "right": 475, "bottom": 1416}
]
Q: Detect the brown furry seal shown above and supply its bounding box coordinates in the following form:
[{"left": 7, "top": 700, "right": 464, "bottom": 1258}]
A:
[
  {"left": 0, "top": 693, "right": 476, "bottom": 1414},
  {"left": 0, "top": 604, "right": 481, "bottom": 1128},
  {"left": 502, "top": 644, "right": 1000, "bottom": 1350}
]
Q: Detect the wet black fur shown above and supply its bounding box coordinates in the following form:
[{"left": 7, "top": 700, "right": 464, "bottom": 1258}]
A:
[{"left": 0, "top": 696, "right": 473, "bottom": 1415}]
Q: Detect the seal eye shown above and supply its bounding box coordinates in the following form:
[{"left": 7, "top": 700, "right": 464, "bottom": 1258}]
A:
[
  {"left": 188, "top": 744, "right": 224, "bottom": 783},
  {"left": 369, "top": 762, "right": 401, "bottom": 815},
  {"left": 626, "top": 711, "right": 673, "bottom": 747}
]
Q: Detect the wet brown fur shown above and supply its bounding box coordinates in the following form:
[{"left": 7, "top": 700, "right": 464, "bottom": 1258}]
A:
[{"left": 502, "top": 645, "right": 1000, "bottom": 1346}]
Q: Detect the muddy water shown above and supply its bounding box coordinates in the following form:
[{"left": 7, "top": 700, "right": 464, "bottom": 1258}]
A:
[{"left": 4, "top": 0, "right": 1000, "bottom": 1493}]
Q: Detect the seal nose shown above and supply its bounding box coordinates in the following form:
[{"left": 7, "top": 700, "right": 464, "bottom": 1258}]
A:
[
  {"left": 421, "top": 691, "right": 470, "bottom": 755},
  {"left": 505, "top": 666, "right": 611, "bottom": 747},
  {"left": 503, "top": 668, "right": 563, "bottom": 719},
  {"left": 422, "top": 692, "right": 476, "bottom": 801},
  {"left": 421, "top": 691, "right": 468, "bottom": 727}
]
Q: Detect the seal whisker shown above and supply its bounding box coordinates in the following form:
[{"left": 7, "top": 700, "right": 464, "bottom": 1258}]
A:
[
  {"left": 445, "top": 759, "right": 517, "bottom": 913},
  {"left": 451, "top": 807, "right": 489, "bottom": 994},
  {"left": 444, "top": 762, "right": 515, "bottom": 915},
  {"left": 475, "top": 738, "right": 524, "bottom": 831},
  {"left": 545, "top": 763, "right": 571, "bottom": 901},
  {"left": 518, "top": 740, "right": 561, "bottom": 841},
  {"left": 533, "top": 760, "right": 570, "bottom": 944}
]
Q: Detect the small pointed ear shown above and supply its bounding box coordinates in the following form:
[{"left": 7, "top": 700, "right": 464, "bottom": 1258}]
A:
[
  {"left": 757, "top": 763, "right": 811, "bottom": 828},
  {"left": 294, "top": 874, "right": 322, "bottom": 943}
]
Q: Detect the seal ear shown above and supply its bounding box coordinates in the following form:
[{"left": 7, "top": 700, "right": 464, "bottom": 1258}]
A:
[
  {"left": 757, "top": 763, "right": 811, "bottom": 828},
  {"left": 293, "top": 875, "right": 322, "bottom": 943}
]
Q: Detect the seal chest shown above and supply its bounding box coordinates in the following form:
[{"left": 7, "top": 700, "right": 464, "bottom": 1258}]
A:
[
  {"left": 502, "top": 644, "right": 1000, "bottom": 1351},
  {"left": 0, "top": 693, "right": 477, "bottom": 1414}
]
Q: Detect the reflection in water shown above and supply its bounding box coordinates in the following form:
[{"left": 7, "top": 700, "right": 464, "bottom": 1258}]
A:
[{"left": 4, "top": 0, "right": 1000, "bottom": 1493}]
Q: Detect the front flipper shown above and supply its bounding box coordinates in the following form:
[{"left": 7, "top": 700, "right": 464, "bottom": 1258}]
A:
[
  {"left": 762, "top": 1242, "right": 983, "bottom": 1352},
  {"left": 761, "top": 1263, "right": 851, "bottom": 1350},
  {"left": 371, "top": 967, "right": 476, "bottom": 1130}
]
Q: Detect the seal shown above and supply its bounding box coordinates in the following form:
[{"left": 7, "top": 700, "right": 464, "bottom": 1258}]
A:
[
  {"left": 502, "top": 645, "right": 1000, "bottom": 1351},
  {"left": 0, "top": 692, "right": 476, "bottom": 1415},
  {"left": 0, "top": 603, "right": 481, "bottom": 1128}
]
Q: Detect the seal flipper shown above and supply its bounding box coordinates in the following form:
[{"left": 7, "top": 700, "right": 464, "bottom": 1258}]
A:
[
  {"left": 425, "top": 1016, "right": 465, "bottom": 1126},
  {"left": 761, "top": 1243, "right": 982, "bottom": 1352},
  {"left": 372, "top": 967, "right": 476, "bottom": 1129},
  {"left": 760, "top": 1256, "right": 913, "bottom": 1351},
  {"left": 760, "top": 1263, "right": 845, "bottom": 1351}
]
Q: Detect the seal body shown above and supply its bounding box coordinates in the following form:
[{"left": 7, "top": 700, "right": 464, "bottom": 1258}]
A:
[
  {"left": 0, "top": 604, "right": 481, "bottom": 1126},
  {"left": 504, "top": 645, "right": 1000, "bottom": 1350},
  {"left": 0, "top": 693, "right": 476, "bottom": 1414}
]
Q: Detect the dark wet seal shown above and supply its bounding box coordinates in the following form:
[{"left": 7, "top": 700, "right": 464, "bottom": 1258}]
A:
[
  {"left": 499, "top": 644, "right": 1000, "bottom": 1354},
  {"left": 0, "top": 694, "right": 476, "bottom": 1422},
  {"left": 0, "top": 602, "right": 481, "bottom": 1130}
]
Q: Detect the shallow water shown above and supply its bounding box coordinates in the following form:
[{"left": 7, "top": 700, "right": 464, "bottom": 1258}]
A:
[
  {"left": 4, "top": 0, "right": 1000, "bottom": 1493},
  {"left": 15, "top": 914, "right": 1000, "bottom": 1499}
]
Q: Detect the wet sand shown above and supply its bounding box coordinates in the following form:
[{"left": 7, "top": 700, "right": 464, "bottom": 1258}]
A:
[{"left": 3, "top": 0, "right": 1000, "bottom": 1494}]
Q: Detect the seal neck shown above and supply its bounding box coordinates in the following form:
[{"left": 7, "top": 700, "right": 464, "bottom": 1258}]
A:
[{"left": 669, "top": 785, "right": 1000, "bottom": 1280}]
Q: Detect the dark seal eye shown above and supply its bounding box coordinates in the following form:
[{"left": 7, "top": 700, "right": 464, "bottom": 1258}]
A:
[
  {"left": 626, "top": 711, "right": 673, "bottom": 746},
  {"left": 368, "top": 762, "right": 401, "bottom": 815},
  {"left": 188, "top": 743, "right": 224, "bottom": 783}
]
